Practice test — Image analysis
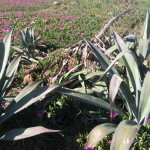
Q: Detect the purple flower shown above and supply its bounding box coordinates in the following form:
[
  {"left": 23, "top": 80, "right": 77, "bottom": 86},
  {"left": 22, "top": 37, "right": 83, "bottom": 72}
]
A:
[
  {"left": 59, "top": 27, "right": 65, "bottom": 30},
  {"left": 69, "top": 58, "right": 75, "bottom": 61},
  {"left": 86, "top": 146, "right": 94, "bottom": 150},
  {"left": 37, "top": 110, "right": 44, "bottom": 117},
  {"left": 108, "top": 140, "right": 112, "bottom": 144},
  {"left": 68, "top": 66, "right": 73, "bottom": 70},
  {"left": 108, "top": 112, "right": 118, "bottom": 118},
  {"left": 24, "top": 69, "right": 29, "bottom": 74},
  {"left": 80, "top": 33, "right": 85, "bottom": 35},
  {"left": 146, "top": 119, "right": 150, "bottom": 124}
]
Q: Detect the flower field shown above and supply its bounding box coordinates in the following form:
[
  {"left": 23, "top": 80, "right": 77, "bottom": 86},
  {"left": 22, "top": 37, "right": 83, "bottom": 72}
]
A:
[{"left": 0, "top": 0, "right": 103, "bottom": 51}]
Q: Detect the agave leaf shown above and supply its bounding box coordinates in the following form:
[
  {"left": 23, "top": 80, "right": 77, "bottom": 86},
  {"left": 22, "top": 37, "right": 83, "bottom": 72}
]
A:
[
  {"left": 57, "top": 88, "right": 125, "bottom": 116},
  {"left": 105, "top": 45, "right": 117, "bottom": 54},
  {"left": 139, "top": 39, "right": 150, "bottom": 61},
  {"left": 124, "top": 34, "right": 137, "bottom": 51},
  {"left": 0, "top": 126, "right": 60, "bottom": 140},
  {"left": 109, "top": 74, "right": 138, "bottom": 121},
  {"left": 0, "top": 25, "right": 15, "bottom": 80},
  {"left": 109, "top": 74, "right": 122, "bottom": 112},
  {"left": 138, "top": 71, "right": 150, "bottom": 125},
  {"left": 29, "top": 27, "right": 34, "bottom": 43},
  {"left": 20, "top": 31, "right": 28, "bottom": 48},
  {"left": 78, "top": 75, "right": 86, "bottom": 93},
  {"left": 11, "top": 46, "right": 23, "bottom": 53},
  {"left": 2, "top": 96, "right": 15, "bottom": 101},
  {"left": 113, "top": 30, "right": 141, "bottom": 97},
  {"left": 85, "top": 123, "right": 117, "bottom": 148},
  {"left": 0, "top": 84, "right": 62, "bottom": 124},
  {"left": 13, "top": 77, "right": 49, "bottom": 103},
  {"left": 85, "top": 71, "right": 104, "bottom": 80},
  {"left": 25, "top": 28, "right": 31, "bottom": 45},
  {"left": 141, "top": 9, "right": 150, "bottom": 39},
  {"left": 68, "top": 68, "right": 86, "bottom": 80},
  {"left": 0, "top": 54, "right": 22, "bottom": 97},
  {"left": 59, "top": 64, "right": 83, "bottom": 83},
  {"left": 110, "top": 120, "right": 140, "bottom": 150},
  {"left": 92, "top": 80, "right": 108, "bottom": 99}
]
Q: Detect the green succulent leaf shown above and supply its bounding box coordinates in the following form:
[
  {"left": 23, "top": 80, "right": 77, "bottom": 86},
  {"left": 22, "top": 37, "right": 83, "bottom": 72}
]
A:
[
  {"left": 110, "top": 120, "right": 140, "bottom": 150},
  {"left": 141, "top": 9, "right": 150, "bottom": 39},
  {"left": 138, "top": 71, "right": 150, "bottom": 125},
  {"left": 113, "top": 30, "right": 141, "bottom": 98},
  {"left": 105, "top": 45, "right": 117, "bottom": 54},
  {"left": 20, "top": 31, "right": 28, "bottom": 48},
  {"left": 109, "top": 74, "right": 122, "bottom": 112},
  {"left": 0, "top": 126, "right": 60, "bottom": 140},
  {"left": 0, "top": 54, "right": 22, "bottom": 98},
  {"left": 0, "top": 84, "right": 62, "bottom": 124},
  {"left": 139, "top": 39, "right": 150, "bottom": 61},
  {"left": 14, "top": 78, "right": 45, "bottom": 103},
  {"left": 85, "top": 123, "right": 117, "bottom": 148},
  {"left": 0, "top": 25, "right": 15, "bottom": 80}
]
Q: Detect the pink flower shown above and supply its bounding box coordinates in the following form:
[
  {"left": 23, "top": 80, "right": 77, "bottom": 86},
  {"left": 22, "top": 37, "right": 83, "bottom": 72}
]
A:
[
  {"left": 24, "top": 69, "right": 29, "bottom": 74},
  {"left": 60, "top": 27, "right": 65, "bottom": 30},
  {"left": 146, "top": 119, "right": 150, "bottom": 124},
  {"left": 80, "top": 33, "right": 85, "bottom": 35},
  {"left": 14, "top": 37, "right": 19, "bottom": 41},
  {"left": 68, "top": 66, "right": 73, "bottom": 70},
  {"left": 37, "top": 110, "right": 44, "bottom": 117},
  {"left": 108, "top": 140, "right": 112, "bottom": 144},
  {"left": 86, "top": 146, "right": 94, "bottom": 150},
  {"left": 69, "top": 58, "right": 75, "bottom": 61},
  {"left": 108, "top": 112, "right": 118, "bottom": 118}
]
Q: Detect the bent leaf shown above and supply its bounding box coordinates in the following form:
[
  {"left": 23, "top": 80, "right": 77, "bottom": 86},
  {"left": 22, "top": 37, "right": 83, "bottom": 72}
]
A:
[
  {"left": 110, "top": 120, "right": 140, "bottom": 150},
  {"left": 0, "top": 126, "right": 60, "bottom": 140},
  {"left": 85, "top": 123, "right": 116, "bottom": 148}
]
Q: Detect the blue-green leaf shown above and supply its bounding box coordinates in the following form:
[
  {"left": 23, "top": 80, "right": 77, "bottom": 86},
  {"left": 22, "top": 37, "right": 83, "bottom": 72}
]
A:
[
  {"left": 110, "top": 120, "right": 140, "bottom": 150},
  {"left": 0, "top": 126, "right": 60, "bottom": 140}
]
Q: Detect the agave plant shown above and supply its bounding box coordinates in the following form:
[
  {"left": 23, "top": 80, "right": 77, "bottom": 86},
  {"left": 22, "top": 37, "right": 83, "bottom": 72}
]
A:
[
  {"left": 0, "top": 26, "right": 66, "bottom": 140},
  {"left": 57, "top": 9, "right": 150, "bottom": 149},
  {"left": 19, "top": 27, "right": 41, "bottom": 59}
]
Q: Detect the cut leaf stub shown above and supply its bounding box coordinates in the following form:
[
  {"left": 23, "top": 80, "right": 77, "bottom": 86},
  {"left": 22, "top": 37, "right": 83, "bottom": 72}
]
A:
[
  {"left": 85, "top": 123, "right": 117, "bottom": 148},
  {"left": 110, "top": 120, "right": 140, "bottom": 150}
]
